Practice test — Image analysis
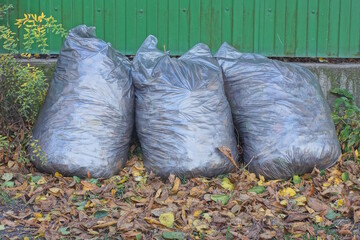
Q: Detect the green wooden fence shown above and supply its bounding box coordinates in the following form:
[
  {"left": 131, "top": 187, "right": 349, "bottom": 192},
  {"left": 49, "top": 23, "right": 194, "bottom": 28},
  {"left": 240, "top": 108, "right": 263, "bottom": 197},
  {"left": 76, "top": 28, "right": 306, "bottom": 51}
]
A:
[{"left": 1, "top": 0, "right": 360, "bottom": 57}]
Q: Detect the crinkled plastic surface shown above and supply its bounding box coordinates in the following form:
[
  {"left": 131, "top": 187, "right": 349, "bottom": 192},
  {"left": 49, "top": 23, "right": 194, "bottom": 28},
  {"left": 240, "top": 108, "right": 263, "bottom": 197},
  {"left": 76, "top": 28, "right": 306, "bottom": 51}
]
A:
[
  {"left": 132, "top": 36, "right": 238, "bottom": 178},
  {"left": 30, "top": 25, "right": 134, "bottom": 178},
  {"left": 215, "top": 43, "right": 341, "bottom": 180}
]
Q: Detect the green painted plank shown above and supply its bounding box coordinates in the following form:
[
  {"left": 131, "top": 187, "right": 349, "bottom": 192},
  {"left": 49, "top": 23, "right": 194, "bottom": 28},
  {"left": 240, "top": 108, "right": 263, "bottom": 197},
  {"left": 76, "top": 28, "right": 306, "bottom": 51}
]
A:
[
  {"left": 168, "top": 0, "right": 179, "bottom": 54},
  {"left": 210, "top": 0, "right": 222, "bottom": 52},
  {"left": 94, "top": 0, "right": 105, "bottom": 40},
  {"left": 200, "top": 0, "right": 211, "bottom": 47},
  {"left": 308, "top": 0, "right": 318, "bottom": 57},
  {"left": 179, "top": 0, "right": 189, "bottom": 53},
  {"left": 253, "top": 0, "right": 261, "bottom": 53},
  {"left": 339, "top": 0, "right": 351, "bottom": 57},
  {"left": 285, "top": 0, "right": 297, "bottom": 56},
  {"left": 17, "top": 0, "right": 29, "bottom": 53},
  {"left": 317, "top": 0, "right": 330, "bottom": 57},
  {"left": 125, "top": 0, "right": 136, "bottom": 54},
  {"left": 349, "top": 0, "right": 360, "bottom": 57},
  {"left": 115, "top": 0, "right": 125, "bottom": 52},
  {"left": 146, "top": 0, "right": 157, "bottom": 37},
  {"left": 263, "top": 0, "right": 276, "bottom": 55},
  {"left": 157, "top": 0, "right": 168, "bottom": 51},
  {"left": 189, "top": 0, "right": 200, "bottom": 48},
  {"left": 73, "top": 0, "right": 83, "bottom": 27},
  {"left": 2, "top": 0, "right": 360, "bottom": 57},
  {"left": 221, "top": 0, "right": 232, "bottom": 45},
  {"left": 48, "top": 0, "right": 62, "bottom": 54},
  {"left": 327, "top": 0, "right": 340, "bottom": 57},
  {"left": 295, "top": 0, "right": 308, "bottom": 57},
  {"left": 104, "top": 0, "right": 115, "bottom": 46},
  {"left": 243, "top": 0, "right": 255, "bottom": 52},
  {"left": 83, "top": 0, "right": 94, "bottom": 27},
  {"left": 232, "top": 0, "right": 244, "bottom": 51},
  {"left": 136, "top": 0, "right": 147, "bottom": 51},
  {"left": 28, "top": 0, "right": 40, "bottom": 53},
  {"left": 274, "top": 0, "right": 285, "bottom": 56}
]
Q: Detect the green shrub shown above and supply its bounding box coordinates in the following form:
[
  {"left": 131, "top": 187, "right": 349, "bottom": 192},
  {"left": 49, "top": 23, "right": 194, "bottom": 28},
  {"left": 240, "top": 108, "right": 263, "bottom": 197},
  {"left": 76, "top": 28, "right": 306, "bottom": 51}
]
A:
[
  {"left": 0, "top": 54, "right": 49, "bottom": 163},
  {"left": 331, "top": 88, "right": 360, "bottom": 162}
]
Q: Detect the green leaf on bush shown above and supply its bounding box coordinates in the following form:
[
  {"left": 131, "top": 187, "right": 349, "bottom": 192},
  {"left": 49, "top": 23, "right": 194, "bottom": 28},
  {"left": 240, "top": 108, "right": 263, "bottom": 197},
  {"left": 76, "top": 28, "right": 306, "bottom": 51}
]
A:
[
  {"left": 94, "top": 210, "right": 108, "bottom": 219},
  {"left": 325, "top": 209, "right": 341, "bottom": 220},
  {"left": 342, "top": 172, "right": 349, "bottom": 182},
  {"left": 211, "top": 194, "right": 230, "bottom": 205},
  {"left": 293, "top": 175, "right": 301, "bottom": 185},
  {"left": 248, "top": 185, "right": 266, "bottom": 194},
  {"left": 162, "top": 231, "right": 186, "bottom": 240}
]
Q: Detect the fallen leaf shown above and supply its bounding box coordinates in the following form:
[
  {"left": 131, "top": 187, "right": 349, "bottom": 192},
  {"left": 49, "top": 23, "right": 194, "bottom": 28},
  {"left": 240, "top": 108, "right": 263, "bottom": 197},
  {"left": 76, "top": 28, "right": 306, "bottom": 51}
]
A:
[
  {"left": 293, "top": 175, "right": 301, "bottom": 185},
  {"left": 94, "top": 210, "right": 108, "bottom": 219},
  {"left": 210, "top": 194, "right": 230, "bottom": 205},
  {"left": 307, "top": 197, "right": 328, "bottom": 212},
  {"left": 279, "top": 187, "right": 296, "bottom": 197},
  {"left": 295, "top": 196, "right": 307, "bottom": 206},
  {"left": 315, "top": 215, "right": 323, "bottom": 223},
  {"left": 248, "top": 185, "right": 266, "bottom": 194},
  {"left": 1, "top": 173, "right": 13, "bottom": 181},
  {"left": 221, "top": 177, "right": 234, "bottom": 191},
  {"left": 54, "top": 172, "right": 63, "bottom": 178},
  {"left": 218, "top": 146, "right": 239, "bottom": 169},
  {"left": 325, "top": 209, "right": 341, "bottom": 220},
  {"left": 159, "top": 212, "right": 174, "bottom": 228},
  {"left": 49, "top": 187, "right": 60, "bottom": 194},
  {"left": 162, "top": 231, "right": 186, "bottom": 240},
  {"left": 170, "top": 177, "right": 181, "bottom": 194}
]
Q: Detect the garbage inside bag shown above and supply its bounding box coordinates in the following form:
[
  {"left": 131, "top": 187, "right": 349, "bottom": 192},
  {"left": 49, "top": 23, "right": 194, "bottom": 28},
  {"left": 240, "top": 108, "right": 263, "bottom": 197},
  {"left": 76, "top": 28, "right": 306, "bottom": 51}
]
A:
[
  {"left": 215, "top": 43, "right": 341, "bottom": 180},
  {"left": 30, "top": 25, "right": 134, "bottom": 178},
  {"left": 132, "top": 36, "right": 238, "bottom": 178}
]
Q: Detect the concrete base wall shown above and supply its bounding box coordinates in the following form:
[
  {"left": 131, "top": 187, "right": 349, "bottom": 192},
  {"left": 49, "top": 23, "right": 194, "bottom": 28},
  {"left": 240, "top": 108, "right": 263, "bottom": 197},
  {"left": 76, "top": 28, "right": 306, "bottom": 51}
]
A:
[{"left": 20, "top": 59, "right": 360, "bottom": 107}]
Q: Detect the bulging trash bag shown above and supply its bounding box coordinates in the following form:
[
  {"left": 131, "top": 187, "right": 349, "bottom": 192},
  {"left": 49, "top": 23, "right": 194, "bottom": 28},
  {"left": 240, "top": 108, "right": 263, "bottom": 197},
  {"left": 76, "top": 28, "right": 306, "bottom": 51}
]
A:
[
  {"left": 30, "top": 25, "right": 134, "bottom": 178},
  {"left": 132, "top": 36, "right": 238, "bottom": 178},
  {"left": 215, "top": 43, "right": 341, "bottom": 180}
]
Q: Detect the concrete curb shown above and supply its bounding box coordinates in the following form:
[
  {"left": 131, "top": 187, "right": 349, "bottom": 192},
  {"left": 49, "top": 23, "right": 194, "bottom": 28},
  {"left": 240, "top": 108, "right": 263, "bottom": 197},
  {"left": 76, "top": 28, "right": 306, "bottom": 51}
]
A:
[{"left": 18, "top": 59, "right": 360, "bottom": 106}]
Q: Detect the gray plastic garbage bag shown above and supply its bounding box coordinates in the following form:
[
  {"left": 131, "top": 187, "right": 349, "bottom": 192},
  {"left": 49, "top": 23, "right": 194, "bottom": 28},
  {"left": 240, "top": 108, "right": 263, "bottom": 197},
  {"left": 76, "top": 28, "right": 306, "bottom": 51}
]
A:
[
  {"left": 215, "top": 43, "right": 341, "bottom": 180},
  {"left": 132, "top": 36, "right": 238, "bottom": 178},
  {"left": 30, "top": 25, "right": 134, "bottom": 178}
]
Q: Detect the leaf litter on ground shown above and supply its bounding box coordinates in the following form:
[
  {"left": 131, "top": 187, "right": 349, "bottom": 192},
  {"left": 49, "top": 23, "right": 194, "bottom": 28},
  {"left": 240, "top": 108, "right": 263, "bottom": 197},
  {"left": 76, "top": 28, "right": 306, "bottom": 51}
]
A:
[{"left": 0, "top": 147, "right": 359, "bottom": 239}]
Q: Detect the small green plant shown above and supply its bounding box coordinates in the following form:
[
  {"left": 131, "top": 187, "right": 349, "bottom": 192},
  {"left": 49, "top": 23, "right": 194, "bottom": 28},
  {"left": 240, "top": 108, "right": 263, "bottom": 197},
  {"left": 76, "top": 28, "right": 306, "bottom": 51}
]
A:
[
  {"left": 0, "top": 4, "right": 67, "bottom": 54},
  {"left": 331, "top": 88, "right": 360, "bottom": 162},
  {"left": 0, "top": 54, "right": 49, "bottom": 164},
  {"left": 15, "top": 12, "right": 67, "bottom": 54}
]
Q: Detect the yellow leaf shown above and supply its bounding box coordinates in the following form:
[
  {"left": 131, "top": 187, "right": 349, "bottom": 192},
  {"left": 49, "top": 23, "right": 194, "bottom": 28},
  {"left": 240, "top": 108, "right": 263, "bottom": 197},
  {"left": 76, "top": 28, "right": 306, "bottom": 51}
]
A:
[
  {"left": 356, "top": 150, "right": 359, "bottom": 158},
  {"left": 295, "top": 196, "right": 307, "bottom": 206},
  {"left": 315, "top": 215, "right": 323, "bottom": 223},
  {"left": 193, "top": 219, "right": 208, "bottom": 232},
  {"left": 337, "top": 198, "right": 345, "bottom": 208},
  {"left": 12, "top": 193, "right": 23, "bottom": 199},
  {"left": 280, "top": 200, "right": 288, "bottom": 206},
  {"left": 24, "top": 237, "right": 29, "bottom": 240},
  {"left": 305, "top": 206, "right": 315, "bottom": 214},
  {"left": 111, "top": 189, "right": 116, "bottom": 196},
  {"left": 49, "top": 187, "right": 60, "bottom": 194},
  {"left": 203, "top": 213, "right": 212, "bottom": 222},
  {"left": 334, "top": 177, "right": 342, "bottom": 185},
  {"left": 159, "top": 212, "right": 174, "bottom": 228},
  {"left": 221, "top": 177, "right": 234, "bottom": 191},
  {"left": 279, "top": 187, "right": 296, "bottom": 197},
  {"left": 323, "top": 182, "right": 331, "bottom": 188},
  {"left": 265, "top": 209, "right": 274, "bottom": 217},
  {"left": 193, "top": 210, "right": 202, "bottom": 218},
  {"left": 170, "top": 177, "right": 181, "bottom": 194},
  {"left": 37, "top": 177, "right": 46, "bottom": 185},
  {"left": 34, "top": 213, "right": 43, "bottom": 219}
]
